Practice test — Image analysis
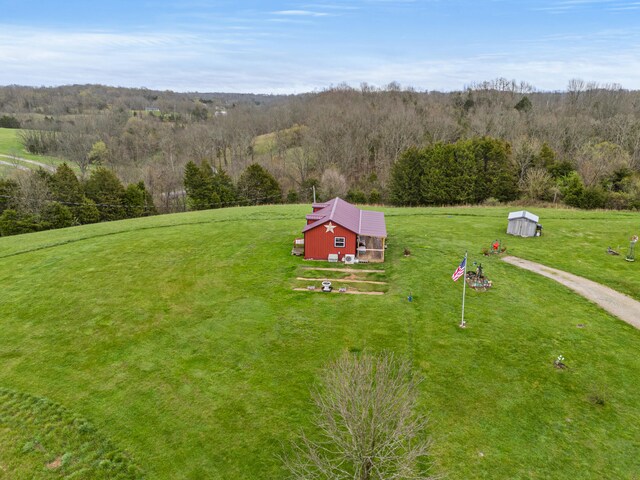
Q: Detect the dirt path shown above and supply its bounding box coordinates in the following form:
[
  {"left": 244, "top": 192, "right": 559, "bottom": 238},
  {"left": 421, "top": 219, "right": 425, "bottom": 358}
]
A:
[
  {"left": 301, "top": 267, "right": 385, "bottom": 273},
  {"left": 0, "top": 154, "right": 55, "bottom": 172},
  {"left": 0, "top": 159, "right": 29, "bottom": 171},
  {"left": 502, "top": 256, "right": 640, "bottom": 329},
  {"left": 296, "top": 277, "right": 387, "bottom": 285},
  {"left": 293, "top": 288, "right": 384, "bottom": 295}
]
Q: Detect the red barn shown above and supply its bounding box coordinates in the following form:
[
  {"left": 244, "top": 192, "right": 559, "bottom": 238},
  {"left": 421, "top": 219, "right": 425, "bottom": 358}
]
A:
[{"left": 301, "top": 197, "right": 387, "bottom": 262}]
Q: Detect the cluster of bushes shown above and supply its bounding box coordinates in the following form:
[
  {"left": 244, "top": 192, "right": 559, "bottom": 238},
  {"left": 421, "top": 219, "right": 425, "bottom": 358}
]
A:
[
  {"left": 0, "top": 164, "right": 155, "bottom": 236},
  {"left": 184, "top": 161, "right": 283, "bottom": 209},
  {"left": 389, "top": 137, "right": 519, "bottom": 206},
  {"left": 0, "top": 115, "right": 20, "bottom": 129},
  {"left": 557, "top": 170, "right": 640, "bottom": 210},
  {"left": 345, "top": 187, "right": 382, "bottom": 205},
  {"left": 517, "top": 141, "right": 640, "bottom": 210}
]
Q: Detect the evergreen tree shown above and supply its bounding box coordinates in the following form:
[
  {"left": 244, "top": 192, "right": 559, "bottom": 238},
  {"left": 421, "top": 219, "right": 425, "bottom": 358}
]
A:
[
  {"left": 514, "top": 96, "right": 533, "bottom": 113},
  {"left": 286, "top": 190, "right": 299, "bottom": 203},
  {"left": 0, "top": 179, "right": 19, "bottom": 214},
  {"left": 559, "top": 171, "right": 585, "bottom": 208},
  {"left": 389, "top": 147, "right": 424, "bottom": 206},
  {"left": 76, "top": 197, "right": 101, "bottom": 224},
  {"left": 183, "top": 161, "right": 218, "bottom": 210},
  {"left": 50, "top": 163, "right": 83, "bottom": 204},
  {"left": 579, "top": 186, "right": 607, "bottom": 209},
  {"left": 0, "top": 115, "right": 21, "bottom": 129},
  {"left": 211, "top": 169, "right": 237, "bottom": 205},
  {"left": 122, "top": 183, "right": 147, "bottom": 218},
  {"left": 345, "top": 189, "right": 367, "bottom": 204},
  {"left": 199, "top": 162, "right": 220, "bottom": 208},
  {"left": 422, "top": 142, "right": 476, "bottom": 205},
  {"left": 84, "top": 167, "right": 126, "bottom": 221},
  {"left": 548, "top": 160, "right": 575, "bottom": 179},
  {"left": 537, "top": 142, "right": 556, "bottom": 169},
  {"left": 236, "top": 164, "right": 282, "bottom": 205},
  {"left": 368, "top": 188, "right": 381, "bottom": 204},
  {"left": 42, "top": 202, "right": 74, "bottom": 229},
  {"left": 0, "top": 209, "right": 42, "bottom": 236},
  {"left": 471, "top": 137, "right": 518, "bottom": 203}
]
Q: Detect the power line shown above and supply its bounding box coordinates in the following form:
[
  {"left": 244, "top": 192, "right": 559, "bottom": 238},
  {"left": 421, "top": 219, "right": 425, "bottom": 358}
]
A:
[{"left": 0, "top": 191, "right": 286, "bottom": 211}]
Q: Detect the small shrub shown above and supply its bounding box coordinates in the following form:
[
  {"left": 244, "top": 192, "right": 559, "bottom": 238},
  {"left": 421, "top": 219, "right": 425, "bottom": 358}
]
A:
[
  {"left": 345, "top": 188, "right": 367, "bottom": 204},
  {"left": 482, "top": 197, "right": 501, "bottom": 206},
  {"left": 369, "top": 188, "right": 382, "bottom": 204},
  {"left": 403, "top": 247, "right": 411, "bottom": 256},
  {"left": 286, "top": 189, "right": 299, "bottom": 203},
  {"left": 587, "top": 386, "right": 608, "bottom": 406}
]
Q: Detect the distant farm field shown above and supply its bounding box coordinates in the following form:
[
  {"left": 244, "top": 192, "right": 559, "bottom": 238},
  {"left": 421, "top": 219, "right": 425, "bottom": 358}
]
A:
[
  {"left": 0, "top": 205, "right": 638, "bottom": 479},
  {"left": 0, "top": 127, "right": 70, "bottom": 173}
]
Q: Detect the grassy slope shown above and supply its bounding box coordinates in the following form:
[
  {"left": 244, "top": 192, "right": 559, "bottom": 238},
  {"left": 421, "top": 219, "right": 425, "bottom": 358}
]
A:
[
  {"left": 0, "top": 205, "right": 638, "bottom": 479},
  {"left": 0, "top": 388, "right": 143, "bottom": 479},
  {"left": 0, "top": 127, "right": 71, "bottom": 172}
]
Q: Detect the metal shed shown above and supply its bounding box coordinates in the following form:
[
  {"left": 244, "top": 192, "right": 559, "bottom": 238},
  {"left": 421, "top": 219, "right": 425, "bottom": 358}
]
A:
[{"left": 507, "top": 210, "right": 540, "bottom": 237}]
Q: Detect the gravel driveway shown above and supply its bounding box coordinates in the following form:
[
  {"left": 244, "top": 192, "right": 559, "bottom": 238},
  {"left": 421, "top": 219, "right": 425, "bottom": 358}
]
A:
[{"left": 502, "top": 256, "right": 640, "bottom": 330}]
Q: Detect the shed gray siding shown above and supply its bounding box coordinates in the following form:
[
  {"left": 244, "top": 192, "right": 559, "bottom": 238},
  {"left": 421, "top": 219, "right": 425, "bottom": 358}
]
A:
[{"left": 507, "top": 218, "right": 537, "bottom": 237}]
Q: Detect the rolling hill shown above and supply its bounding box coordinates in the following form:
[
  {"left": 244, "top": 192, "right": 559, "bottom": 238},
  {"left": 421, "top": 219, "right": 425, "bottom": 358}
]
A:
[{"left": 0, "top": 205, "right": 638, "bottom": 479}]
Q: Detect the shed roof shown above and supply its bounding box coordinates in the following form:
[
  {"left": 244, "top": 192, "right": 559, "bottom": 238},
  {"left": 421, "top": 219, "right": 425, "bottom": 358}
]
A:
[
  {"left": 508, "top": 210, "right": 539, "bottom": 223},
  {"left": 302, "top": 197, "right": 387, "bottom": 238}
]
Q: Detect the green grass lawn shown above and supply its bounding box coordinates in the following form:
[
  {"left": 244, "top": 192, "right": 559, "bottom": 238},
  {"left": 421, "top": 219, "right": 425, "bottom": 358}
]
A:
[
  {"left": 0, "top": 128, "right": 72, "bottom": 173},
  {"left": 0, "top": 205, "right": 638, "bottom": 479},
  {"left": 0, "top": 388, "right": 143, "bottom": 478}
]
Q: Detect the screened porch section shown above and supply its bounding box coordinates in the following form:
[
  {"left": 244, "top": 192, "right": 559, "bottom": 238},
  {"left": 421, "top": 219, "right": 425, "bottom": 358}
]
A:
[{"left": 356, "top": 235, "right": 385, "bottom": 262}]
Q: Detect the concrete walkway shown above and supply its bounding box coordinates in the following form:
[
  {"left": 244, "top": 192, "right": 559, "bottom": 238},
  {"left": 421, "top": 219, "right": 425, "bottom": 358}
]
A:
[{"left": 502, "top": 256, "right": 640, "bottom": 330}]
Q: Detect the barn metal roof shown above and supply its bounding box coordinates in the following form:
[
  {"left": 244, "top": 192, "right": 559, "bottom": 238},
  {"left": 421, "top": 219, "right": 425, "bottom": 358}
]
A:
[
  {"left": 302, "top": 197, "right": 387, "bottom": 238},
  {"left": 508, "top": 210, "right": 539, "bottom": 223}
]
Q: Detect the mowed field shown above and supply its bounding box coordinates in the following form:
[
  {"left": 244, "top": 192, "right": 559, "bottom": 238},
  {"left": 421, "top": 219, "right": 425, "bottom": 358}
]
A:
[{"left": 0, "top": 205, "right": 638, "bottom": 479}]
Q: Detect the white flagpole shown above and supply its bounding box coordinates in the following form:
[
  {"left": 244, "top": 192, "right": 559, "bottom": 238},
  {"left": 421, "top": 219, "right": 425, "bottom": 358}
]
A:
[{"left": 460, "top": 251, "right": 468, "bottom": 328}]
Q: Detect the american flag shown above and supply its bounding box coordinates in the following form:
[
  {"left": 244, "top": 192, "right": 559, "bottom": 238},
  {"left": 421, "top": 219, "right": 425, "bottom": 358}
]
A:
[{"left": 452, "top": 256, "right": 466, "bottom": 282}]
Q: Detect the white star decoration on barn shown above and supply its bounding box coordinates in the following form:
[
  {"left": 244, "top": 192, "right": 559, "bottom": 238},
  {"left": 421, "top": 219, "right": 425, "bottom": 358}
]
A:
[{"left": 325, "top": 222, "right": 336, "bottom": 233}]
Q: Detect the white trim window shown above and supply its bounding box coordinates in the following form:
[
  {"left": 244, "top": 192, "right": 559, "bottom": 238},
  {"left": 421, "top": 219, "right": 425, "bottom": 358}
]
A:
[{"left": 334, "top": 237, "right": 346, "bottom": 248}]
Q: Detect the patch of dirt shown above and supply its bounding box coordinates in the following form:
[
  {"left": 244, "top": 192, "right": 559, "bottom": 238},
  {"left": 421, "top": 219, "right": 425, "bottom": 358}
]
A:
[
  {"left": 46, "top": 456, "right": 62, "bottom": 470},
  {"left": 502, "top": 256, "right": 640, "bottom": 330},
  {"left": 293, "top": 288, "right": 384, "bottom": 295},
  {"left": 296, "top": 277, "right": 387, "bottom": 285},
  {"left": 301, "top": 267, "right": 385, "bottom": 273}
]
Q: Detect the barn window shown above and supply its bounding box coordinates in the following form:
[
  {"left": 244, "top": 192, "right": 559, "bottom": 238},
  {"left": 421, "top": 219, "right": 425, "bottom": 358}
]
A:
[{"left": 334, "top": 237, "right": 346, "bottom": 248}]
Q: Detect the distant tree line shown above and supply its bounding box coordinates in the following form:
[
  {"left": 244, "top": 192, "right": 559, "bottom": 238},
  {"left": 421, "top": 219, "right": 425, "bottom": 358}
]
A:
[
  {"left": 388, "top": 136, "right": 640, "bottom": 209},
  {"left": 1, "top": 79, "right": 640, "bottom": 211},
  {"left": 0, "top": 164, "right": 155, "bottom": 236}
]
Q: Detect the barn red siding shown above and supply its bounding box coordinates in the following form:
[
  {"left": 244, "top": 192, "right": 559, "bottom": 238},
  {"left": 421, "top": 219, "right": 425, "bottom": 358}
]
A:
[{"left": 304, "top": 222, "right": 356, "bottom": 260}]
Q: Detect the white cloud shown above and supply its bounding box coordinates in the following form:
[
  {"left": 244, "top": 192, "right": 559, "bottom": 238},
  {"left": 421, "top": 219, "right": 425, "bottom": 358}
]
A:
[
  {"left": 0, "top": 22, "right": 639, "bottom": 94},
  {"left": 271, "top": 10, "right": 329, "bottom": 16}
]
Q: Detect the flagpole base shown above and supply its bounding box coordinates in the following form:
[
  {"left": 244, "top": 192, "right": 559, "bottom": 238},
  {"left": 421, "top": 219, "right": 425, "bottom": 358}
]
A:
[{"left": 459, "top": 321, "right": 466, "bottom": 328}]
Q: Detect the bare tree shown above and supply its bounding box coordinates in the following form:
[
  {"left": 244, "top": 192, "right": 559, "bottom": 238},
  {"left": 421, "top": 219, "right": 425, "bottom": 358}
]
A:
[
  {"left": 520, "top": 168, "right": 554, "bottom": 201},
  {"left": 14, "top": 170, "right": 52, "bottom": 215},
  {"left": 575, "top": 141, "right": 631, "bottom": 187},
  {"left": 284, "top": 352, "right": 435, "bottom": 480},
  {"left": 320, "top": 167, "right": 348, "bottom": 199},
  {"left": 57, "top": 130, "right": 99, "bottom": 179}
]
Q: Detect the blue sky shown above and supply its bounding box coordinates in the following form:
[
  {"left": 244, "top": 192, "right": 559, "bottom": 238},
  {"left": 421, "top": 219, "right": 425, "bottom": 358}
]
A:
[{"left": 1, "top": 0, "right": 639, "bottom": 93}]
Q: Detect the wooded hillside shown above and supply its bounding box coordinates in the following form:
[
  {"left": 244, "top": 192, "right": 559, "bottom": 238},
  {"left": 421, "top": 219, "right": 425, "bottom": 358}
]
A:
[{"left": 1, "top": 79, "right": 639, "bottom": 212}]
